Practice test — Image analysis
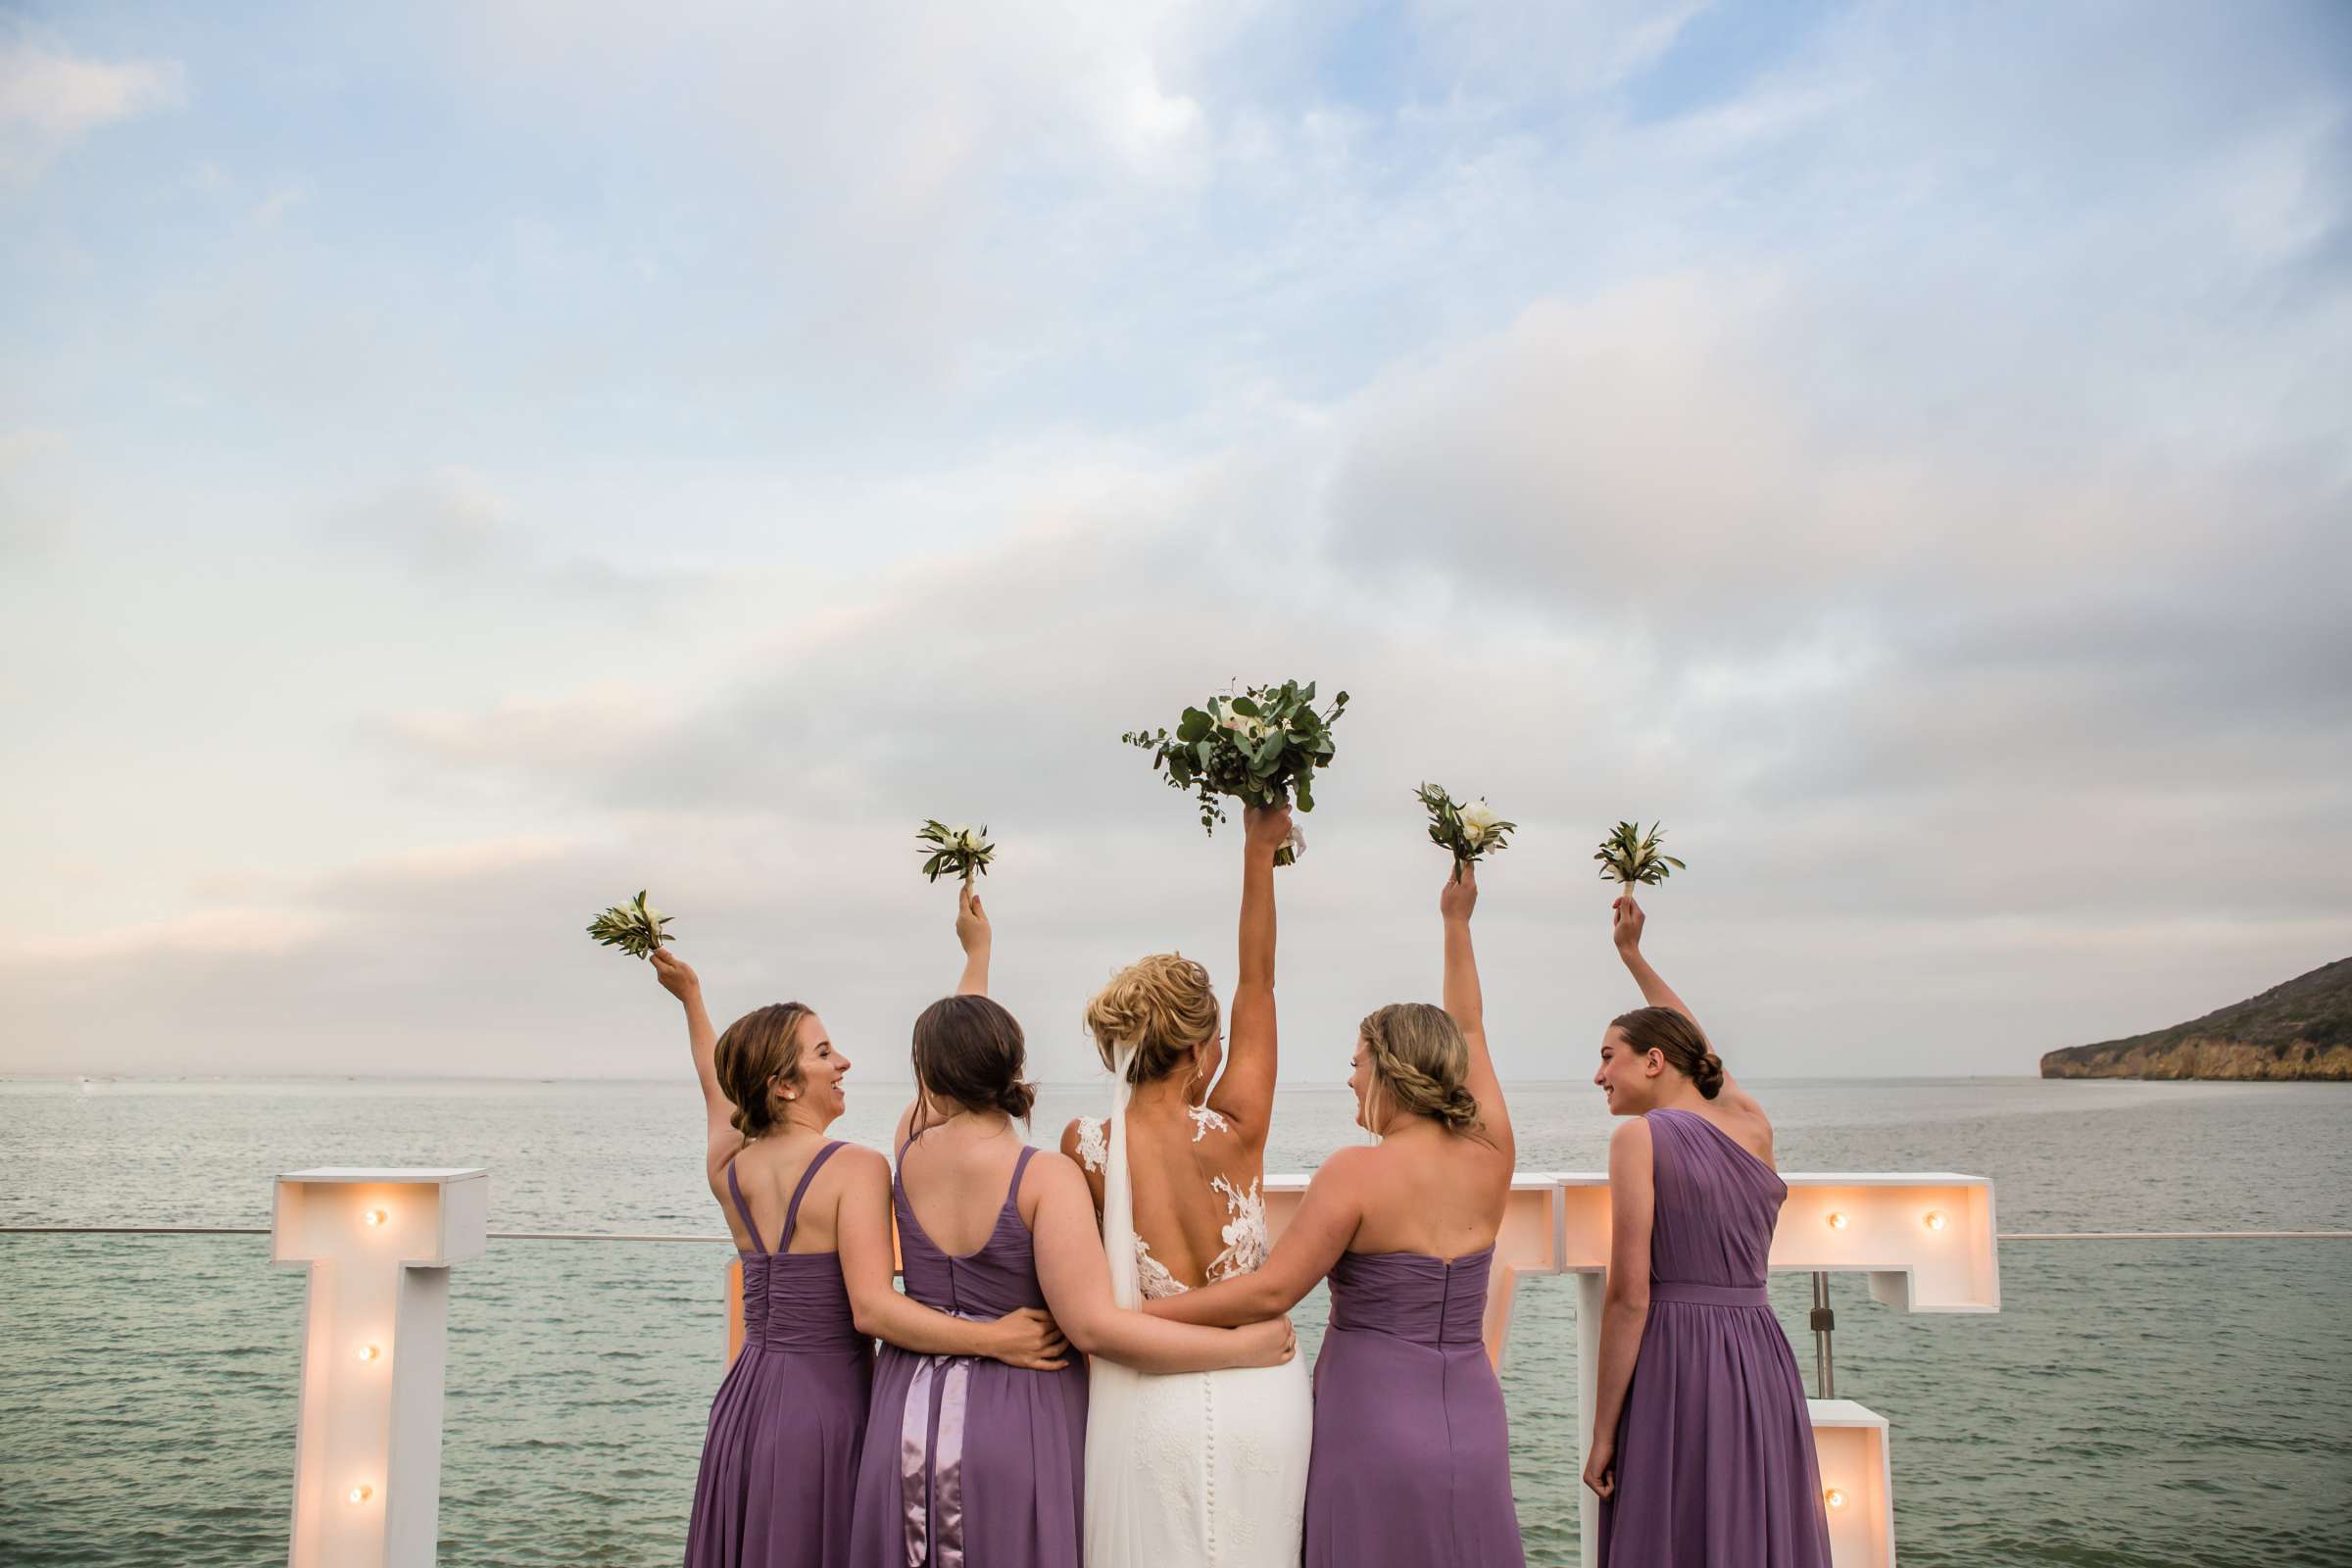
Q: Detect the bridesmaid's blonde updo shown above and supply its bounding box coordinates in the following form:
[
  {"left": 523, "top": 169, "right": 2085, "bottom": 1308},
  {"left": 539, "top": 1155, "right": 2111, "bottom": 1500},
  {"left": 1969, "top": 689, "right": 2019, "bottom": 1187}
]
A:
[
  {"left": 714, "top": 1002, "right": 815, "bottom": 1140},
  {"left": 1358, "top": 1003, "right": 1483, "bottom": 1135},
  {"left": 1084, "top": 954, "right": 1220, "bottom": 1086}
]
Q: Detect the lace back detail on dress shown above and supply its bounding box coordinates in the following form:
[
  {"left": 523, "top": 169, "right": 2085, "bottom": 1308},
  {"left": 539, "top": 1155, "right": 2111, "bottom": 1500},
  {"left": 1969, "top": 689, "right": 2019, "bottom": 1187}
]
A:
[{"left": 1076, "top": 1113, "right": 1270, "bottom": 1298}]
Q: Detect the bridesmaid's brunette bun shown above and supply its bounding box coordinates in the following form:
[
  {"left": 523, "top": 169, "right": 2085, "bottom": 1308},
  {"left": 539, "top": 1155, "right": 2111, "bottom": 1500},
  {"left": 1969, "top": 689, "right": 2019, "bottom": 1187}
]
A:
[
  {"left": 1610, "top": 1006, "right": 1724, "bottom": 1100},
  {"left": 714, "top": 1003, "right": 816, "bottom": 1140},
  {"left": 1359, "top": 1002, "right": 1485, "bottom": 1136},
  {"left": 911, "top": 995, "right": 1037, "bottom": 1122}
]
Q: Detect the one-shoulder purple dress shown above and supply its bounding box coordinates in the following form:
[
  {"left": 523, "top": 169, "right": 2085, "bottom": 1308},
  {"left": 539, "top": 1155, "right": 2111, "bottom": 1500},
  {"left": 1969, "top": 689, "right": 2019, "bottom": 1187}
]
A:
[
  {"left": 1598, "top": 1106, "right": 1832, "bottom": 1567},
  {"left": 849, "top": 1143, "right": 1088, "bottom": 1568},
  {"left": 1300, "top": 1245, "right": 1525, "bottom": 1568},
  {"left": 686, "top": 1141, "right": 874, "bottom": 1568}
]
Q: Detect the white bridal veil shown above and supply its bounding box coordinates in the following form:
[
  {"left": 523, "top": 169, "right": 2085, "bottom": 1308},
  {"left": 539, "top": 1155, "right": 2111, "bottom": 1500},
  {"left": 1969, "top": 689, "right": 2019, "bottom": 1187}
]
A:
[{"left": 1081, "top": 1041, "right": 1146, "bottom": 1568}]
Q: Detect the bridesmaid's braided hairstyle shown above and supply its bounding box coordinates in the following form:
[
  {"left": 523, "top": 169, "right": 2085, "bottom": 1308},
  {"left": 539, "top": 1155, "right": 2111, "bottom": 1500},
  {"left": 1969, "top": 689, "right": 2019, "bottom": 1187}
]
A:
[
  {"left": 1609, "top": 1006, "right": 1726, "bottom": 1099},
  {"left": 714, "top": 1003, "right": 816, "bottom": 1140},
  {"left": 1358, "top": 1003, "right": 1484, "bottom": 1137}
]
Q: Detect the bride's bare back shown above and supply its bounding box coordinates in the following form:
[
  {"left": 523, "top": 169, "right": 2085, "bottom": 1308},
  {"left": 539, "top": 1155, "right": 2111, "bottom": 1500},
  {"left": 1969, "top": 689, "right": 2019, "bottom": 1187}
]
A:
[{"left": 1065, "top": 1096, "right": 1269, "bottom": 1292}]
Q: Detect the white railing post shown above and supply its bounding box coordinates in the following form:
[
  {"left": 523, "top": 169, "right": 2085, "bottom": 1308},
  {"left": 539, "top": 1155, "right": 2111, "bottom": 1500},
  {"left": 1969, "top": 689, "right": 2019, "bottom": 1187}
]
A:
[{"left": 272, "top": 1168, "right": 486, "bottom": 1568}]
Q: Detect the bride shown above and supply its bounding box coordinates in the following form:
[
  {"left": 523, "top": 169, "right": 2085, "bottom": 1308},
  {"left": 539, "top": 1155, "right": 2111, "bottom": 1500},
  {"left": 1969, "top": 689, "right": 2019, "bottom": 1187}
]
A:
[{"left": 1059, "top": 801, "right": 1314, "bottom": 1565}]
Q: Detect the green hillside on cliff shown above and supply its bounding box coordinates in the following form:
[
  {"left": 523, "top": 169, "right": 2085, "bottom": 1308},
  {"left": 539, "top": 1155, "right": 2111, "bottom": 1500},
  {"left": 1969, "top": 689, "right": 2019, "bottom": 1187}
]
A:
[{"left": 2041, "top": 956, "right": 2352, "bottom": 1080}]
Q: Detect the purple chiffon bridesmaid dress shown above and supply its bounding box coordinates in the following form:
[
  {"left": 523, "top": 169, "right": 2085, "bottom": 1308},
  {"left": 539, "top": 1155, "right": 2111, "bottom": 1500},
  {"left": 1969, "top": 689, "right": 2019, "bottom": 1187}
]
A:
[
  {"left": 1597, "top": 1106, "right": 1833, "bottom": 1567},
  {"left": 686, "top": 1140, "right": 874, "bottom": 1568},
  {"left": 1299, "top": 1244, "right": 1525, "bottom": 1568},
  {"left": 850, "top": 1142, "right": 1089, "bottom": 1568}
]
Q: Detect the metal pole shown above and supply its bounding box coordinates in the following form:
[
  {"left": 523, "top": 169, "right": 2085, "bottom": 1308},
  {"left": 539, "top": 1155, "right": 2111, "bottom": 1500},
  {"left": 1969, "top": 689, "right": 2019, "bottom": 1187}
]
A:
[{"left": 1810, "top": 1270, "right": 1835, "bottom": 1400}]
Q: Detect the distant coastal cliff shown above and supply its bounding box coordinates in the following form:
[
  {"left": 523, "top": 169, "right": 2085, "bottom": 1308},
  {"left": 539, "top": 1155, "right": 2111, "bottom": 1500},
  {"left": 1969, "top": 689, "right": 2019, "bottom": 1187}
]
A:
[{"left": 2040, "top": 956, "right": 2352, "bottom": 1080}]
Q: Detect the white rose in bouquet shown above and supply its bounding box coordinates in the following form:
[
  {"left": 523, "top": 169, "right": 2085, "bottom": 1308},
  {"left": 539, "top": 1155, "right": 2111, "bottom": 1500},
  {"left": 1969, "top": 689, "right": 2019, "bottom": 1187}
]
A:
[
  {"left": 1417, "top": 784, "right": 1516, "bottom": 881},
  {"left": 918, "top": 820, "right": 997, "bottom": 886},
  {"left": 1594, "top": 820, "right": 1686, "bottom": 894},
  {"left": 585, "top": 889, "right": 674, "bottom": 959}
]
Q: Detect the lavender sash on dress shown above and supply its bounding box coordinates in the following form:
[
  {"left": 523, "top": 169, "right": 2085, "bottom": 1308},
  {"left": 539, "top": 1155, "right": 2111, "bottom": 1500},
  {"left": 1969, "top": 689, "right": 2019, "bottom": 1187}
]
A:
[{"left": 895, "top": 1311, "right": 991, "bottom": 1567}]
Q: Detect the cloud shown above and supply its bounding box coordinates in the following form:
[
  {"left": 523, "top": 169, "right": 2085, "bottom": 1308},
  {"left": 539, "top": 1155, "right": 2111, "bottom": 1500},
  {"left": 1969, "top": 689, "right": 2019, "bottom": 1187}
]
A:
[
  {"left": 0, "top": 29, "right": 183, "bottom": 184},
  {"left": 4, "top": 2, "right": 2349, "bottom": 1085}
]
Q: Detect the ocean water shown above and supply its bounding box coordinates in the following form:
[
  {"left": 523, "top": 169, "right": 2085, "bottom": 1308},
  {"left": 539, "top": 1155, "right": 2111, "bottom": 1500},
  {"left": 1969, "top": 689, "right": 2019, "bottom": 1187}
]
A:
[{"left": 3, "top": 1076, "right": 2348, "bottom": 1567}]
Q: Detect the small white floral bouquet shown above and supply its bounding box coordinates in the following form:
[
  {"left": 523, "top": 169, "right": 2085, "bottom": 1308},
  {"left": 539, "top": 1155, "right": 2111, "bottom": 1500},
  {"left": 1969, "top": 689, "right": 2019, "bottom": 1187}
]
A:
[
  {"left": 1417, "top": 783, "right": 1515, "bottom": 882},
  {"left": 1595, "top": 821, "right": 1686, "bottom": 894},
  {"left": 1121, "top": 679, "right": 1348, "bottom": 865},
  {"left": 586, "top": 889, "right": 673, "bottom": 959},
  {"left": 916, "top": 820, "right": 996, "bottom": 886}
]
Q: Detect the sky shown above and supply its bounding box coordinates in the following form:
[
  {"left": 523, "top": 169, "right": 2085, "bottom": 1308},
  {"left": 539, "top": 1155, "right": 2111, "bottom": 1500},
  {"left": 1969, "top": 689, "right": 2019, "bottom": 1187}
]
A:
[{"left": 3, "top": 1, "right": 2347, "bottom": 1084}]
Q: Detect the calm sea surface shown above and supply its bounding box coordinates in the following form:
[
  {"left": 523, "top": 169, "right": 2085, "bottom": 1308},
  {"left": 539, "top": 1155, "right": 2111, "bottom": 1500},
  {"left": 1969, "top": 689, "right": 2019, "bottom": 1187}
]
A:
[{"left": 3, "top": 1076, "right": 2348, "bottom": 1567}]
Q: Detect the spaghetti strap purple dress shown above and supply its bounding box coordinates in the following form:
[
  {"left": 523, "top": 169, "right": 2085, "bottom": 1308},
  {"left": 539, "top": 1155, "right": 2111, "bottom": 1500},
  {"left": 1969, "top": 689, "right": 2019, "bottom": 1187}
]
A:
[
  {"left": 686, "top": 1140, "right": 873, "bottom": 1568},
  {"left": 1300, "top": 1245, "right": 1525, "bottom": 1568},
  {"left": 849, "top": 1142, "right": 1089, "bottom": 1568},
  {"left": 1598, "top": 1106, "right": 1832, "bottom": 1567}
]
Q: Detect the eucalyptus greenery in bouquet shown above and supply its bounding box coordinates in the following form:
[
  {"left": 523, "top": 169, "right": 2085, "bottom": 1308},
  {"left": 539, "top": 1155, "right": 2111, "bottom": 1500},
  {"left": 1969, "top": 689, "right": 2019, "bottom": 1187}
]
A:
[
  {"left": 917, "top": 820, "right": 996, "bottom": 887},
  {"left": 586, "top": 890, "right": 673, "bottom": 959},
  {"left": 1417, "top": 783, "right": 1515, "bottom": 882},
  {"left": 1595, "top": 821, "right": 1686, "bottom": 894},
  {"left": 1120, "top": 679, "right": 1348, "bottom": 865}
]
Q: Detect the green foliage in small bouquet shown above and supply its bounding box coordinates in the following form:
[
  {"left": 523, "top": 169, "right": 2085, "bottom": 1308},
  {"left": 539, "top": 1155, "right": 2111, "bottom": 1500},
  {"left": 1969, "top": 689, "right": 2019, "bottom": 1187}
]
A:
[
  {"left": 1120, "top": 679, "right": 1348, "bottom": 865},
  {"left": 586, "top": 889, "right": 673, "bottom": 959},
  {"left": 917, "top": 820, "right": 996, "bottom": 886},
  {"left": 1417, "top": 783, "right": 1516, "bottom": 882},
  {"left": 1594, "top": 821, "right": 1686, "bottom": 892}
]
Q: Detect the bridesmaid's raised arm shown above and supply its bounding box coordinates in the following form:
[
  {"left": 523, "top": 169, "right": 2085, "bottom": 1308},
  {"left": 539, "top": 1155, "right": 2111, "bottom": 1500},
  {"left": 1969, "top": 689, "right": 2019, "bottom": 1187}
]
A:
[
  {"left": 1025, "top": 1152, "right": 1297, "bottom": 1373},
  {"left": 955, "top": 883, "right": 991, "bottom": 996},
  {"left": 1207, "top": 801, "right": 1292, "bottom": 1149},
  {"left": 652, "top": 949, "right": 742, "bottom": 1170},
  {"left": 1143, "top": 1147, "right": 1371, "bottom": 1328},
  {"left": 1612, "top": 894, "right": 1757, "bottom": 1114},
  {"left": 1442, "top": 864, "right": 1514, "bottom": 1157}
]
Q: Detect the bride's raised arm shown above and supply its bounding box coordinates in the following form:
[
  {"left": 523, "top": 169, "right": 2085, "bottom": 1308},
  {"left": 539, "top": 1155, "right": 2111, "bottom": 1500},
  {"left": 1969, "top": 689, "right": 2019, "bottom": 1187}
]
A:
[{"left": 1206, "top": 801, "right": 1292, "bottom": 1150}]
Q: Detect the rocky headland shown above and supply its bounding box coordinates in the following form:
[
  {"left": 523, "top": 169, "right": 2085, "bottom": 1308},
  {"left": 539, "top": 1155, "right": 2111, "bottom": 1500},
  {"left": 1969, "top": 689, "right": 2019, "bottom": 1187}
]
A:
[{"left": 2040, "top": 956, "right": 2352, "bottom": 1080}]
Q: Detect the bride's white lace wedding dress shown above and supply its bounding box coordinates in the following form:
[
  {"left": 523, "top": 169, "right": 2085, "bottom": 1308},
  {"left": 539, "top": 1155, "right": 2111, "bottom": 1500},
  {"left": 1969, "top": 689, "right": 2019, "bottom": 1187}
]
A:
[{"left": 1078, "top": 1052, "right": 1313, "bottom": 1567}]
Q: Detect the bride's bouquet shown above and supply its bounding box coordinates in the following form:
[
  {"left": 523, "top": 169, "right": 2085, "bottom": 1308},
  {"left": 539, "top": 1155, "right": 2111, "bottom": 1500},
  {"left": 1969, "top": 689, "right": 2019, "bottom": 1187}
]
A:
[
  {"left": 916, "top": 820, "right": 996, "bottom": 886},
  {"left": 1417, "top": 783, "right": 1515, "bottom": 882},
  {"left": 585, "top": 889, "right": 673, "bottom": 959},
  {"left": 1120, "top": 679, "right": 1348, "bottom": 865},
  {"left": 1594, "top": 820, "right": 1686, "bottom": 894}
]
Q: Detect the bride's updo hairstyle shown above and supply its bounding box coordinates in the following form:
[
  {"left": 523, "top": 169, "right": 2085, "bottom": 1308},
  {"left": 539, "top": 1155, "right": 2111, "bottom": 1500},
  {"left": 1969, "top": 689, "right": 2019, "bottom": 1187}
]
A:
[
  {"left": 1358, "top": 1003, "right": 1483, "bottom": 1136},
  {"left": 1609, "top": 1006, "right": 1726, "bottom": 1099},
  {"left": 714, "top": 1003, "right": 815, "bottom": 1140},
  {"left": 911, "top": 995, "right": 1038, "bottom": 1122},
  {"left": 1084, "top": 954, "right": 1220, "bottom": 1086}
]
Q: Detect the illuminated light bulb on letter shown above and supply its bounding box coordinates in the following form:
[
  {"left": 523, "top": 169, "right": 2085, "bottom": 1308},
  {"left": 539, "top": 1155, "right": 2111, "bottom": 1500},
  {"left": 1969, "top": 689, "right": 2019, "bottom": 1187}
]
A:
[
  {"left": 1824, "top": 1211, "right": 1848, "bottom": 1232},
  {"left": 1923, "top": 1210, "right": 1947, "bottom": 1232},
  {"left": 1824, "top": 1488, "right": 1847, "bottom": 1510},
  {"left": 357, "top": 1343, "right": 380, "bottom": 1363},
  {"left": 363, "top": 1208, "right": 388, "bottom": 1227},
  {"left": 348, "top": 1484, "right": 373, "bottom": 1504}
]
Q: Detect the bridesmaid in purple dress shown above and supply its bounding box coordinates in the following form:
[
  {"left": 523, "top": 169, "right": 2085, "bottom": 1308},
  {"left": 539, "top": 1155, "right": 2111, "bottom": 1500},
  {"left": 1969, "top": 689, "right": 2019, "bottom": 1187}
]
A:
[
  {"left": 651, "top": 948, "right": 1069, "bottom": 1568},
  {"left": 1585, "top": 893, "right": 1832, "bottom": 1567},
  {"left": 849, "top": 888, "right": 1297, "bottom": 1568},
  {"left": 1146, "top": 864, "right": 1524, "bottom": 1568}
]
